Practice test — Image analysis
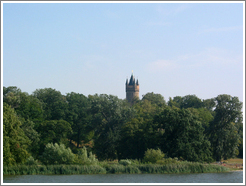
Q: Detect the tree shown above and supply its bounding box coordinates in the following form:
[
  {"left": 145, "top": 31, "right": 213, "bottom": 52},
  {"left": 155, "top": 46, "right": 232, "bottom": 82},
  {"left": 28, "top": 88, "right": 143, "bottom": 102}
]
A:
[
  {"left": 3, "top": 103, "right": 30, "bottom": 165},
  {"left": 208, "top": 94, "right": 242, "bottom": 161},
  {"left": 90, "top": 94, "right": 134, "bottom": 160},
  {"left": 168, "top": 96, "right": 182, "bottom": 108},
  {"left": 118, "top": 99, "right": 164, "bottom": 160},
  {"left": 66, "top": 92, "right": 92, "bottom": 148},
  {"left": 142, "top": 92, "right": 166, "bottom": 107},
  {"left": 37, "top": 120, "right": 73, "bottom": 155},
  {"left": 187, "top": 107, "right": 214, "bottom": 132},
  {"left": 203, "top": 98, "right": 216, "bottom": 113},
  {"left": 143, "top": 148, "right": 165, "bottom": 163},
  {"left": 75, "top": 146, "right": 98, "bottom": 165},
  {"left": 119, "top": 118, "right": 147, "bottom": 160},
  {"left": 41, "top": 143, "right": 75, "bottom": 165},
  {"left": 20, "top": 119, "right": 40, "bottom": 158},
  {"left": 181, "top": 95, "right": 203, "bottom": 109},
  {"left": 3, "top": 86, "right": 44, "bottom": 121},
  {"left": 169, "top": 95, "right": 203, "bottom": 109},
  {"left": 3, "top": 86, "right": 22, "bottom": 109},
  {"left": 154, "top": 107, "right": 212, "bottom": 162},
  {"left": 32, "top": 88, "right": 67, "bottom": 120}
]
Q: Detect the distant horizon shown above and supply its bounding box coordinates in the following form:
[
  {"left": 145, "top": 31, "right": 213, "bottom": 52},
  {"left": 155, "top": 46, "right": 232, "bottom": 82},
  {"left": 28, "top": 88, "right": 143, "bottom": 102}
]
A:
[{"left": 2, "top": 1, "right": 244, "bottom": 102}]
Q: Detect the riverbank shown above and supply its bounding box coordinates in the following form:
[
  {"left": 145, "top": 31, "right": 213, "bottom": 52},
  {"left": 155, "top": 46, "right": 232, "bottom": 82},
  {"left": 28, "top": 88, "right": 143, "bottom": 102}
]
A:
[
  {"left": 3, "top": 162, "right": 230, "bottom": 176},
  {"left": 212, "top": 158, "right": 243, "bottom": 172}
]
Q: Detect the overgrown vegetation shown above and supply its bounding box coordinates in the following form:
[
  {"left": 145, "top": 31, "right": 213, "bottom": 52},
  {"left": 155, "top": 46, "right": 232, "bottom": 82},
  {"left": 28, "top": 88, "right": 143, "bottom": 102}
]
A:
[
  {"left": 3, "top": 86, "right": 243, "bottom": 172},
  {"left": 3, "top": 158, "right": 229, "bottom": 175}
]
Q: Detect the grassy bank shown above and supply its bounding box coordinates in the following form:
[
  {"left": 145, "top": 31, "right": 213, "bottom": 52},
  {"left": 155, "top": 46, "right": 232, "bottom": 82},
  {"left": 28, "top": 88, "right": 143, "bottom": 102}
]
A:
[
  {"left": 212, "top": 158, "right": 243, "bottom": 171},
  {"left": 3, "top": 164, "right": 106, "bottom": 175},
  {"left": 3, "top": 162, "right": 229, "bottom": 176}
]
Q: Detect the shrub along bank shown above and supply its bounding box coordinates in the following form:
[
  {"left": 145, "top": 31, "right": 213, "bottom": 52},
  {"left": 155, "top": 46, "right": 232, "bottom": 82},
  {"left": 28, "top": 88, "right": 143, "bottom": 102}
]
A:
[
  {"left": 3, "top": 162, "right": 229, "bottom": 175},
  {"left": 3, "top": 148, "right": 230, "bottom": 175}
]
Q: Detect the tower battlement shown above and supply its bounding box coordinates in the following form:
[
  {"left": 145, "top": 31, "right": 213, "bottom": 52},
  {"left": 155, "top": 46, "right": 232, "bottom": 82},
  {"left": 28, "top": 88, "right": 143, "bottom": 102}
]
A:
[{"left": 126, "top": 73, "right": 139, "bottom": 103}]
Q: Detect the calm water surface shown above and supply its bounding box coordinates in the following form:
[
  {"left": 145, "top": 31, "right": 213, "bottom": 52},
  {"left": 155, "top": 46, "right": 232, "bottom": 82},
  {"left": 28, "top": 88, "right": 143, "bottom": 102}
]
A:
[{"left": 3, "top": 171, "right": 243, "bottom": 183}]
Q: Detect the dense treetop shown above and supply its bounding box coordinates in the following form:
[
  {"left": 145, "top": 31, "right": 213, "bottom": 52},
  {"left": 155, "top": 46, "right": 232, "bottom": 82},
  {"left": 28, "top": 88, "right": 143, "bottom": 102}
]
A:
[{"left": 3, "top": 86, "right": 243, "bottom": 165}]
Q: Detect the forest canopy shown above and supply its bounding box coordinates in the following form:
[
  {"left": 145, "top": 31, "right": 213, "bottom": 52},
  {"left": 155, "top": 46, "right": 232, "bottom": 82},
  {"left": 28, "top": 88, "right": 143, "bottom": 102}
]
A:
[{"left": 3, "top": 86, "right": 243, "bottom": 166}]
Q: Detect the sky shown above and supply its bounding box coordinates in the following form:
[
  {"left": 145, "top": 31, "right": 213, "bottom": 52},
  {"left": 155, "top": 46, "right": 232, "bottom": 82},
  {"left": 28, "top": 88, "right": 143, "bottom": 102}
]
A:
[{"left": 2, "top": 1, "right": 244, "bottom": 102}]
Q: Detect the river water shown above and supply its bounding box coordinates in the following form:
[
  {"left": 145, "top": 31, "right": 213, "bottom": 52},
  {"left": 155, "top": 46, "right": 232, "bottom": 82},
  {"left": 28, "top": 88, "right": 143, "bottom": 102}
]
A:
[{"left": 3, "top": 171, "right": 243, "bottom": 183}]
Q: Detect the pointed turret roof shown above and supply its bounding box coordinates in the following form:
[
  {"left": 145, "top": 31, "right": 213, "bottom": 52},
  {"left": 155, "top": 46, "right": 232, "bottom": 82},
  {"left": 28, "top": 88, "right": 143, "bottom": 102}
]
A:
[
  {"left": 129, "top": 73, "right": 135, "bottom": 85},
  {"left": 126, "top": 78, "right": 128, "bottom": 85}
]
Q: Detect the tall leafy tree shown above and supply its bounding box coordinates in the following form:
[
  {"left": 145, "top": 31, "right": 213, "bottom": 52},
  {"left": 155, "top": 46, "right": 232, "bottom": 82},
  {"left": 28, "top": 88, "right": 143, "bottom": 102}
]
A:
[
  {"left": 208, "top": 94, "right": 242, "bottom": 161},
  {"left": 203, "top": 98, "right": 216, "bottom": 113},
  {"left": 187, "top": 107, "right": 214, "bottom": 133},
  {"left": 90, "top": 94, "right": 134, "bottom": 160},
  {"left": 169, "top": 95, "right": 203, "bottom": 109},
  {"left": 37, "top": 120, "right": 73, "bottom": 155},
  {"left": 32, "top": 88, "right": 67, "bottom": 120},
  {"left": 3, "top": 103, "right": 30, "bottom": 165},
  {"left": 66, "top": 92, "right": 92, "bottom": 148},
  {"left": 142, "top": 92, "right": 167, "bottom": 107},
  {"left": 20, "top": 119, "right": 40, "bottom": 158},
  {"left": 119, "top": 99, "right": 164, "bottom": 160},
  {"left": 3, "top": 86, "right": 44, "bottom": 121},
  {"left": 154, "top": 107, "right": 212, "bottom": 162},
  {"left": 168, "top": 96, "right": 182, "bottom": 108}
]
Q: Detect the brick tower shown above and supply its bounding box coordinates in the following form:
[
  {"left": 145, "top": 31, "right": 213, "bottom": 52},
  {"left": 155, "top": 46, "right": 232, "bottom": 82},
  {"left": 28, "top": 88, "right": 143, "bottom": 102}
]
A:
[{"left": 126, "top": 72, "right": 139, "bottom": 103}]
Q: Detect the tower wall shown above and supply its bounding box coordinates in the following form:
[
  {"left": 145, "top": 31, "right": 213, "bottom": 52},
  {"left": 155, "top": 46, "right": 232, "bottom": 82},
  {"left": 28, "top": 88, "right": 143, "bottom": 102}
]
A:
[{"left": 126, "top": 74, "right": 139, "bottom": 103}]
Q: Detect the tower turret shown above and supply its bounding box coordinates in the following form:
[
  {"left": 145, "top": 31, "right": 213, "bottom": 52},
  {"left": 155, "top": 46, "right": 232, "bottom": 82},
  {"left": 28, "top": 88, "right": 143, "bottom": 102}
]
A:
[{"left": 125, "top": 72, "right": 139, "bottom": 103}]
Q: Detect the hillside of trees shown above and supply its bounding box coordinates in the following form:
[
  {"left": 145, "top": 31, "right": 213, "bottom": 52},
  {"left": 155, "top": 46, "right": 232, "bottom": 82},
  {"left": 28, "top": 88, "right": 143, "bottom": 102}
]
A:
[{"left": 3, "top": 86, "right": 243, "bottom": 166}]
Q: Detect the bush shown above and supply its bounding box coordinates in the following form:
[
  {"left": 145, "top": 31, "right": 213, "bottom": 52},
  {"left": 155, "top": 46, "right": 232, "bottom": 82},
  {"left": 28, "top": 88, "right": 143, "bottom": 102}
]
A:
[
  {"left": 75, "top": 146, "right": 98, "bottom": 165},
  {"left": 25, "top": 156, "right": 39, "bottom": 166},
  {"left": 143, "top": 148, "right": 165, "bottom": 164},
  {"left": 129, "top": 159, "right": 141, "bottom": 165},
  {"left": 40, "top": 143, "right": 75, "bottom": 165},
  {"left": 119, "top": 159, "right": 131, "bottom": 166},
  {"left": 157, "top": 157, "right": 179, "bottom": 164}
]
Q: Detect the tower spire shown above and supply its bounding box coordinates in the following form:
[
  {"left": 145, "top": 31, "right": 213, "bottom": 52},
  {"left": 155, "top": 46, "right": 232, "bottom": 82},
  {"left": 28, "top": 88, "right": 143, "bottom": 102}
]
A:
[{"left": 126, "top": 72, "right": 139, "bottom": 104}]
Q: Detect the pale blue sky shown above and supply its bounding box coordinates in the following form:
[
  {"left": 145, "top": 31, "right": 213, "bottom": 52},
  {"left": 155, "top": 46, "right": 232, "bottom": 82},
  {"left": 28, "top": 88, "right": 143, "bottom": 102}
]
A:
[{"left": 2, "top": 2, "right": 244, "bottom": 102}]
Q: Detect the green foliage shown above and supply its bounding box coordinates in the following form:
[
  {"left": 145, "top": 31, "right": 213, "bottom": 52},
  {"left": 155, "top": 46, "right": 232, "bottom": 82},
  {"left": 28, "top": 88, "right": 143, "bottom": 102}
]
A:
[
  {"left": 209, "top": 94, "right": 242, "bottom": 161},
  {"left": 3, "top": 86, "right": 243, "bottom": 166},
  {"left": 3, "top": 164, "right": 106, "bottom": 175},
  {"left": 143, "top": 148, "right": 165, "bottom": 163},
  {"left": 3, "top": 103, "right": 30, "bottom": 166},
  {"left": 20, "top": 119, "right": 40, "bottom": 158},
  {"left": 142, "top": 92, "right": 167, "bottom": 107},
  {"left": 154, "top": 107, "right": 212, "bottom": 162},
  {"left": 40, "top": 143, "right": 75, "bottom": 165},
  {"left": 105, "top": 164, "right": 141, "bottom": 174},
  {"left": 168, "top": 95, "right": 203, "bottom": 109},
  {"left": 3, "top": 86, "right": 44, "bottom": 121},
  {"left": 90, "top": 94, "right": 134, "bottom": 160},
  {"left": 156, "top": 157, "right": 179, "bottom": 164},
  {"left": 25, "top": 156, "right": 39, "bottom": 166},
  {"left": 137, "top": 162, "right": 228, "bottom": 174},
  {"left": 37, "top": 120, "right": 72, "bottom": 155},
  {"left": 66, "top": 92, "right": 92, "bottom": 148},
  {"left": 75, "top": 146, "right": 98, "bottom": 165},
  {"left": 119, "top": 159, "right": 131, "bottom": 166},
  {"left": 32, "top": 88, "right": 67, "bottom": 120},
  {"left": 3, "top": 86, "right": 22, "bottom": 109},
  {"left": 3, "top": 161, "right": 229, "bottom": 175},
  {"left": 119, "top": 99, "right": 164, "bottom": 160}
]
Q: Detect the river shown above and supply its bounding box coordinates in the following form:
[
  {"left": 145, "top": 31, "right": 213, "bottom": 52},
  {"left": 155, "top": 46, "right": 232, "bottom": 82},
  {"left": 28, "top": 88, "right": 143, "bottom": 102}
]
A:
[{"left": 3, "top": 171, "right": 243, "bottom": 183}]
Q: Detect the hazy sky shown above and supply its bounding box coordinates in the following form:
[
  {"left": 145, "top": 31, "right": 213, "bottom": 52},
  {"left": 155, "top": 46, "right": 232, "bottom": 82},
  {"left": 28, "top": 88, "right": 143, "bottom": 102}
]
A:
[{"left": 2, "top": 2, "right": 244, "bottom": 102}]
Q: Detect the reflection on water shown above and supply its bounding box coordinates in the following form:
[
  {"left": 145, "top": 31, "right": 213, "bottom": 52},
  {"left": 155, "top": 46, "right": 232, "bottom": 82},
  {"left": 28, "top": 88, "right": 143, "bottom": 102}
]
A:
[{"left": 3, "top": 171, "right": 243, "bottom": 183}]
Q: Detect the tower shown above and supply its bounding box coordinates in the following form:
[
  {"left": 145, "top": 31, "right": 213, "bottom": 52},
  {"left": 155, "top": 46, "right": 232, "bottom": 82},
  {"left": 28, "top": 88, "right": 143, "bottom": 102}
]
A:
[{"left": 126, "top": 72, "right": 139, "bottom": 103}]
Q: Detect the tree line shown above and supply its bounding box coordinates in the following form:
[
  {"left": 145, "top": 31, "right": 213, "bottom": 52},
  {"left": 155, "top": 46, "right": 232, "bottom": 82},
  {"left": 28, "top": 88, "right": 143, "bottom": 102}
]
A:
[{"left": 3, "top": 86, "right": 243, "bottom": 166}]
